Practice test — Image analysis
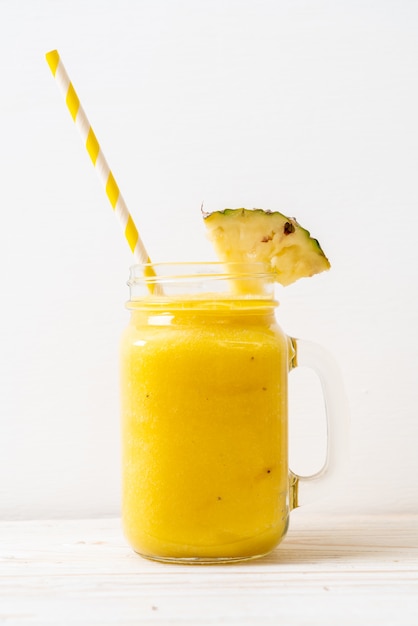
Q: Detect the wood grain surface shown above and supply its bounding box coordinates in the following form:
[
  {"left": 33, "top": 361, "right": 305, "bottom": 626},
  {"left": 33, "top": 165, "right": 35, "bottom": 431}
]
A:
[{"left": 1, "top": 512, "right": 417, "bottom": 625}]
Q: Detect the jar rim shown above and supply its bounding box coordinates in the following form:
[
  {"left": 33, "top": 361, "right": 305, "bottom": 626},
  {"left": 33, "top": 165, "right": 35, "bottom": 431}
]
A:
[
  {"left": 127, "top": 261, "right": 277, "bottom": 302},
  {"left": 128, "top": 261, "right": 273, "bottom": 285}
]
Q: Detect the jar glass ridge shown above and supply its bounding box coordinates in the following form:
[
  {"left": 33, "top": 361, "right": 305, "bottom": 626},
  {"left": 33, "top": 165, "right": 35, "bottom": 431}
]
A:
[{"left": 127, "top": 261, "right": 276, "bottom": 300}]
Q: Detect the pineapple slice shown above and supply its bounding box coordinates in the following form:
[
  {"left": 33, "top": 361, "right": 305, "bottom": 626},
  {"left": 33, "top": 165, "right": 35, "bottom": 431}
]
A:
[{"left": 203, "top": 208, "right": 330, "bottom": 286}]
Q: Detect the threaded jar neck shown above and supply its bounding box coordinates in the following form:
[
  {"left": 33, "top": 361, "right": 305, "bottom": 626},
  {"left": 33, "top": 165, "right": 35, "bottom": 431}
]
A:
[{"left": 127, "top": 262, "right": 277, "bottom": 307}]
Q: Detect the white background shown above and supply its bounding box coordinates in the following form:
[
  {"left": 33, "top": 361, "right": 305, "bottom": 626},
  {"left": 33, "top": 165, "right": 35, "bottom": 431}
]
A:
[{"left": 0, "top": 0, "right": 417, "bottom": 519}]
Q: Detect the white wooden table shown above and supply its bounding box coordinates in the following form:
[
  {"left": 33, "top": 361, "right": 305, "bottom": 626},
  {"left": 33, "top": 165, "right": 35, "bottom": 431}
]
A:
[{"left": 1, "top": 512, "right": 417, "bottom": 625}]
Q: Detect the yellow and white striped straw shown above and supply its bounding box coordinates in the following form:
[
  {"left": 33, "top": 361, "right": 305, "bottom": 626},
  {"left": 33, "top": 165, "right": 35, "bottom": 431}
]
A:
[{"left": 45, "top": 49, "right": 151, "bottom": 266}]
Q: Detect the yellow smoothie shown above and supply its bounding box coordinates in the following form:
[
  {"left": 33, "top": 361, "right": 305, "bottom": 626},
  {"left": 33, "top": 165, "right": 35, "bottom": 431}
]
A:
[{"left": 120, "top": 296, "right": 291, "bottom": 562}]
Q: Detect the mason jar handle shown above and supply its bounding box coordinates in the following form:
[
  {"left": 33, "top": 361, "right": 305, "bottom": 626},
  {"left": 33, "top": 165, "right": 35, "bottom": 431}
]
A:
[{"left": 288, "top": 337, "right": 349, "bottom": 510}]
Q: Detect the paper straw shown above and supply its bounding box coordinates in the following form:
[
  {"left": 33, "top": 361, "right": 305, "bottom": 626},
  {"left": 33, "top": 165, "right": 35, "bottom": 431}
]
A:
[{"left": 45, "top": 49, "right": 152, "bottom": 267}]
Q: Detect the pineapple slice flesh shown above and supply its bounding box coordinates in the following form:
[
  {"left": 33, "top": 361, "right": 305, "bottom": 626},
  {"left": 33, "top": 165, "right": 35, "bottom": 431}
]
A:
[{"left": 203, "top": 208, "right": 330, "bottom": 286}]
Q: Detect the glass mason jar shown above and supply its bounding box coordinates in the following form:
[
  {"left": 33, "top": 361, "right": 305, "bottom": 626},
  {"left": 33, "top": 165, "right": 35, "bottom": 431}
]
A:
[{"left": 120, "top": 262, "right": 348, "bottom": 564}]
